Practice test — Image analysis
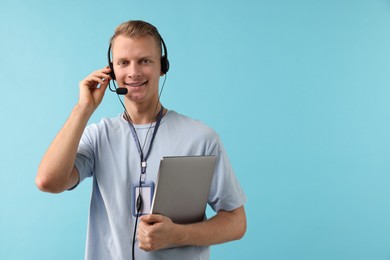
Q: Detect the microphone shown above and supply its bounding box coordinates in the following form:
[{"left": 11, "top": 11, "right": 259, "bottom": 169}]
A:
[
  {"left": 107, "top": 77, "right": 127, "bottom": 95},
  {"left": 116, "top": 88, "right": 128, "bottom": 95}
]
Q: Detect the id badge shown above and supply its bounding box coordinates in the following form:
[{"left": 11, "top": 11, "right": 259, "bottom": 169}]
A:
[{"left": 132, "top": 180, "right": 155, "bottom": 217}]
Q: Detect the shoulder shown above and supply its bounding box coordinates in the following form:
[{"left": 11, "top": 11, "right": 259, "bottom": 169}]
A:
[
  {"left": 84, "top": 114, "right": 124, "bottom": 137},
  {"left": 165, "top": 110, "right": 218, "bottom": 138},
  {"left": 164, "top": 110, "right": 223, "bottom": 155}
]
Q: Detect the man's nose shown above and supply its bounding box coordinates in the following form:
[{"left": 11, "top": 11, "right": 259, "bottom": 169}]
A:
[{"left": 127, "top": 62, "right": 141, "bottom": 79}]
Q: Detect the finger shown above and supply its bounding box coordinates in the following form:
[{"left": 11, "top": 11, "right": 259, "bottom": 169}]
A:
[
  {"left": 137, "top": 227, "right": 151, "bottom": 250},
  {"left": 137, "top": 232, "right": 153, "bottom": 252},
  {"left": 102, "top": 65, "right": 111, "bottom": 72},
  {"left": 85, "top": 74, "right": 110, "bottom": 88},
  {"left": 99, "top": 79, "right": 109, "bottom": 92},
  {"left": 93, "top": 71, "right": 111, "bottom": 83},
  {"left": 100, "top": 66, "right": 112, "bottom": 78}
]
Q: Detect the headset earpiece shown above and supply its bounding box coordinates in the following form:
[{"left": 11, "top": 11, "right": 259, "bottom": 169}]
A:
[
  {"left": 161, "top": 56, "right": 169, "bottom": 75},
  {"left": 107, "top": 43, "right": 116, "bottom": 80},
  {"left": 109, "top": 61, "right": 116, "bottom": 80},
  {"left": 160, "top": 37, "right": 169, "bottom": 74}
]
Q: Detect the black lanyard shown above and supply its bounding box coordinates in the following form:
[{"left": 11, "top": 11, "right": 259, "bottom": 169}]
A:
[{"left": 125, "top": 106, "right": 164, "bottom": 182}]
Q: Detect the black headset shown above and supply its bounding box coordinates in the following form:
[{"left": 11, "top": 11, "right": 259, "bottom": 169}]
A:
[{"left": 107, "top": 36, "right": 170, "bottom": 80}]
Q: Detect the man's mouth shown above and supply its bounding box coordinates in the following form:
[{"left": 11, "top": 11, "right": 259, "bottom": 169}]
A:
[{"left": 125, "top": 80, "right": 148, "bottom": 87}]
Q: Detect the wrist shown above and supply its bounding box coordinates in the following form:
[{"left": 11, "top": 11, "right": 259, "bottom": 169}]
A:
[
  {"left": 74, "top": 102, "right": 95, "bottom": 118},
  {"left": 71, "top": 104, "right": 95, "bottom": 126},
  {"left": 172, "top": 224, "right": 190, "bottom": 247}
]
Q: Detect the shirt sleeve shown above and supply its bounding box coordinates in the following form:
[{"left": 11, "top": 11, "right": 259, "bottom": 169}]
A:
[
  {"left": 73, "top": 124, "right": 96, "bottom": 187},
  {"left": 207, "top": 136, "right": 247, "bottom": 212}
]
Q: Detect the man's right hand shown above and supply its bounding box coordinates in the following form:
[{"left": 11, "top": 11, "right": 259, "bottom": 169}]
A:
[{"left": 78, "top": 66, "right": 112, "bottom": 112}]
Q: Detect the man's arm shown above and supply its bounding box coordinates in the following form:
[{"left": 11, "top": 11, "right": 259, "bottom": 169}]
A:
[
  {"left": 137, "top": 206, "right": 247, "bottom": 251},
  {"left": 35, "top": 67, "right": 111, "bottom": 193},
  {"left": 35, "top": 105, "right": 93, "bottom": 193}
]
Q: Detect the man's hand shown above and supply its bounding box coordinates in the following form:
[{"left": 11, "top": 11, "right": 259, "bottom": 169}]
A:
[
  {"left": 137, "top": 214, "right": 184, "bottom": 252},
  {"left": 78, "top": 66, "right": 111, "bottom": 112},
  {"left": 136, "top": 207, "right": 246, "bottom": 252}
]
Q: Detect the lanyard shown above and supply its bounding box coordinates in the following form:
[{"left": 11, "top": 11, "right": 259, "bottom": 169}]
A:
[{"left": 125, "top": 106, "right": 164, "bottom": 182}]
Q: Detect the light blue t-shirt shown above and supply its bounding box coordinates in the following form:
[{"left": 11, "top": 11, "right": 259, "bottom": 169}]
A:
[{"left": 74, "top": 110, "right": 246, "bottom": 260}]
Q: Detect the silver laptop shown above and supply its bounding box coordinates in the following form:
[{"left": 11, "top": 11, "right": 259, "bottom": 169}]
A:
[{"left": 150, "top": 156, "right": 217, "bottom": 224}]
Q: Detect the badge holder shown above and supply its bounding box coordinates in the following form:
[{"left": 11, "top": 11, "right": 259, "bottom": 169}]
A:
[{"left": 132, "top": 179, "right": 155, "bottom": 217}]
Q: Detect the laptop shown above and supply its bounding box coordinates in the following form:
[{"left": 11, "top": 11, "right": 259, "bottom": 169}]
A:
[{"left": 150, "top": 156, "right": 217, "bottom": 224}]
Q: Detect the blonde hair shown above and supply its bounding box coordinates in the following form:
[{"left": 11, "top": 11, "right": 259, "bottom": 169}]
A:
[{"left": 110, "top": 20, "right": 162, "bottom": 55}]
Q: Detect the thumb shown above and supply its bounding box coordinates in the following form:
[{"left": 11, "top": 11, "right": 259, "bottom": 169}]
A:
[
  {"left": 99, "top": 79, "right": 110, "bottom": 92},
  {"left": 140, "top": 214, "right": 164, "bottom": 224},
  {"left": 92, "top": 79, "right": 110, "bottom": 104}
]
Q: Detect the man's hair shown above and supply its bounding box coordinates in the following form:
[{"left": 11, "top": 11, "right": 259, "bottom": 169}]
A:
[{"left": 110, "top": 20, "right": 162, "bottom": 55}]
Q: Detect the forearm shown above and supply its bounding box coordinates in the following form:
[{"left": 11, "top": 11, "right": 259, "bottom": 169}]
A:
[
  {"left": 36, "top": 104, "right": 93, "bottom": 193},
  {"left": 175, "top": 206, "right": 247, "bottom": 247}
]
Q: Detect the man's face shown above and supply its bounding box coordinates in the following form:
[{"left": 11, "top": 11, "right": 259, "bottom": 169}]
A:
[{"left": 112, "top": 34, "right": 162, "bottom": 104}]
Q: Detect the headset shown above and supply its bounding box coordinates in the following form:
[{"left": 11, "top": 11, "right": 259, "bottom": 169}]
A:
[{"left": 107, "top": 35, "right": 170, "bottom": 94}]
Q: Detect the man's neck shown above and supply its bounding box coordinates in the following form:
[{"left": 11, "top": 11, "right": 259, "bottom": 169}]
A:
[{"left": 124, "top": 100, "right": 164, "bottom": 125}]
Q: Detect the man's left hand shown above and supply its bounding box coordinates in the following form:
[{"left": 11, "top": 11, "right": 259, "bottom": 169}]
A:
[{"left": 137, "top": 214, "right": 184, "bottom": 251}]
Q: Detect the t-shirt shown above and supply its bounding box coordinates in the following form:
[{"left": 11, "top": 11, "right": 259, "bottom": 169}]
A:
[{"left": 74, "top": 110, "right": 246, "bottom": 260}]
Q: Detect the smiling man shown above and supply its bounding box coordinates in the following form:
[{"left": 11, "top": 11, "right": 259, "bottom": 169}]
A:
[{"left": 36, "top": 20, "right": 246, "bottom": 260}]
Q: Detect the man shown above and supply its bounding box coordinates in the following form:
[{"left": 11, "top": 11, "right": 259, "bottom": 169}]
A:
[{"left": 36, "top": 20, "right": 246, "bottom": 260}]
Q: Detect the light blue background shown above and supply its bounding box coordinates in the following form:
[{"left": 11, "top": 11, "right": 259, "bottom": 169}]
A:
[{"left": 1, "top": 0, "right": 390, "bottom": 259}]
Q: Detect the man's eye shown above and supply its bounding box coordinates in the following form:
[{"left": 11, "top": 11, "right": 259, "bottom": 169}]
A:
[
  {"left": 141, "top": 59, "right": 152, "bottom": 64},
  {"left": 117, "top": 61, "right": 128, "bottom": 66}
]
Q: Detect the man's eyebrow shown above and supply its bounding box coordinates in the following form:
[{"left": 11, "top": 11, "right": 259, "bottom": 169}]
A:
[
  {"left": 115, "top": 55, "right": 154, "bottom": 61},
  {"left": 115, "top": 57, "right": 128, "bottom": 62},
  {"left": 138, "top": 55, "right": 154, "bottom": 60}
]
